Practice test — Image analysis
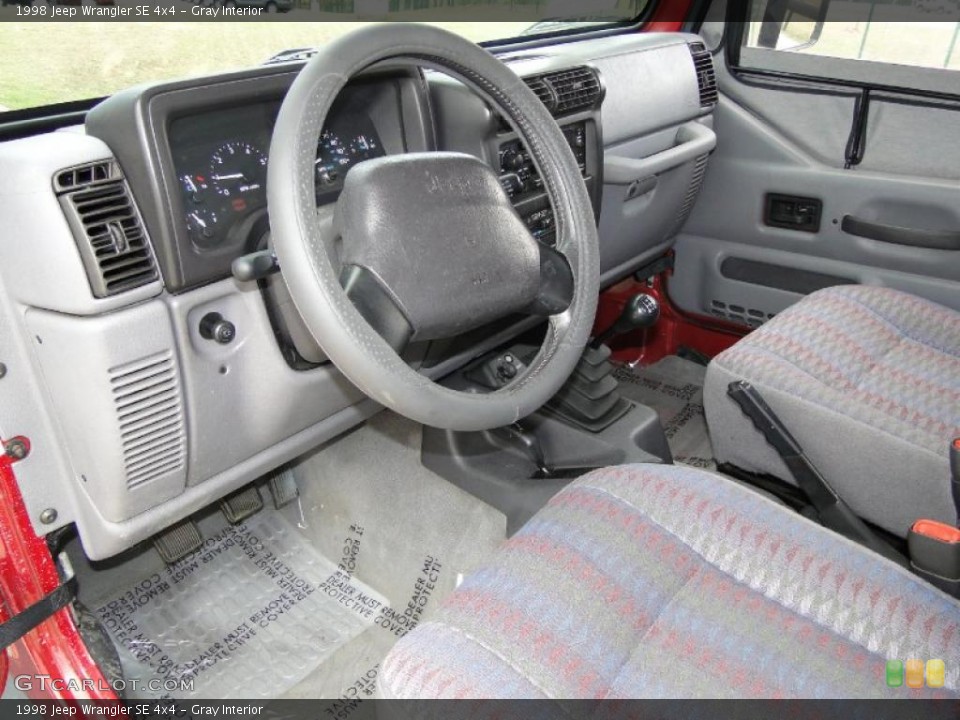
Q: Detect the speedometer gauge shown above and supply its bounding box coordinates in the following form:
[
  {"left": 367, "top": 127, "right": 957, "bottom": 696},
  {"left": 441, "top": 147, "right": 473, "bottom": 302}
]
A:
[
  {"left": 315, "top": 129, "right": 350, "bottom": 188},
  {"left": 209, "top": 142, "right": 267, "bottom": 198},
  {"left": 349, "top": 134, "right": 380, "bottom": 161}
]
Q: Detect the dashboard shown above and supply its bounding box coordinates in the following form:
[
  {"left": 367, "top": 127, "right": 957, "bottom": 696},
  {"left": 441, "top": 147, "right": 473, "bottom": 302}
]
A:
[
  {"left": 85, "top": 68, "right": 432, "bottom": 291},
  {"left": 0, "top": 32, "right": 714, "bottom": 559}
]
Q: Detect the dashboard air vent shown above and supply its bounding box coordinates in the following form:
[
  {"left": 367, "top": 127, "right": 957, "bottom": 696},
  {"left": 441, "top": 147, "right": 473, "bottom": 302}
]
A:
[
  {"left": 688, "top": 42, "right": 718, "bottom": 108},
  {"left": 56, "top": 161, "right": 158, "bottom": 298},
  {"left": 109, "top": 351, "right": 186, "bottom": 490},
  {"left": 545, "top": 67, "right": 603, "bottom": 115},
  {"left": 497, "top": 67, "right": 602, "bottom": 130},
  {"left": 54, "top": 160, "right": 118, "bottom": 192},
  {"left": 523, "top": 76, "right": 557, "bottom": 114}
]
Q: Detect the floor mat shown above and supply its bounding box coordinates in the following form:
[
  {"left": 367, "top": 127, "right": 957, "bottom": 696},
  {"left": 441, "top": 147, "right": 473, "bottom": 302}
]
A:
[
  {"left": 73, "top": 412, "right": 506, "bottom": 711},
  {"left": 279, "top": 412, "right": 506, "bottom": 703},
  {"left": 89, "top": 510, "right": 387, "bottom": 700},
  {"left": 613, "top": 355, "right": 715, "bottom": 470}
]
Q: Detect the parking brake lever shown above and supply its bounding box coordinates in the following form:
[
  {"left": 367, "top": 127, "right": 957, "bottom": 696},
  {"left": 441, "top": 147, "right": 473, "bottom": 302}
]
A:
[{"left": 728, "top": 380, "right": 907, "bottom": 567}]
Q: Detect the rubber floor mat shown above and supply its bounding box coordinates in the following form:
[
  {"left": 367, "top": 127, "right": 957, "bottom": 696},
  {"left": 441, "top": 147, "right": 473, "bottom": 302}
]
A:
[
  {"left": 614, "top": 355, "right": 715, "bottom": 469},
  {"left": 91, "top": 510, "right": 387, "bottom": 700}
]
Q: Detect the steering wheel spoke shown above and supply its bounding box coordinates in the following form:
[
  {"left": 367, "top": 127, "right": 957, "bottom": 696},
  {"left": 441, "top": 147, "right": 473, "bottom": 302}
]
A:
[
  {"left": 527, "top": 243, "right": 575, "bottom": 317},
  {"left": 339, "top": 265, "right": 413, "bottom": 353}
]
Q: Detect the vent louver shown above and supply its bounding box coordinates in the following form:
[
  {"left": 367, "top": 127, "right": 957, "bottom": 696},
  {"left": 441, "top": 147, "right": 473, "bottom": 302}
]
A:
[
  {"left": 56, "top": 161, "right": 158, "bottom": 298},
  {"left": 109, "top": 351, "right": 186, "bottom": 490},
  {"left": 524, "top": 76, "right": 556, "bottom": 113},
  {"left": 497, "top": 66, "right": 602, "bottom": 131},
  {"left": 710, "top": 300, "right": 776, "bottom": 328},
  {"left": 546, "top": 67, "right": 603, "bottom": 115},
  {"left": 54, "top": 160, "right": 118, "bottom": 192},
  {"left": 688, "top": 42, "right": 718, "bottom": 108}
]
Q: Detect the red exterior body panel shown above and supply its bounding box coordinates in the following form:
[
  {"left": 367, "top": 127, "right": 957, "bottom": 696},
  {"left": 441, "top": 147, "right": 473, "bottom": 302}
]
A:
[
  {"left": 0, "top": 452, "right": 117, "bottom": 700},
  {"left": 593, "top": 271, "right": 748, "bottom": 366},
  {"left": 644, "top": 0, "right": 692, "bottom": 31}
]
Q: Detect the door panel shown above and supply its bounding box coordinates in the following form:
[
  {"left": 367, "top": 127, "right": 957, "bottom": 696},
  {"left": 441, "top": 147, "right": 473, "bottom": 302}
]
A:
[{"left": 670, "top": 32, "right": 960, "bottom": 324}]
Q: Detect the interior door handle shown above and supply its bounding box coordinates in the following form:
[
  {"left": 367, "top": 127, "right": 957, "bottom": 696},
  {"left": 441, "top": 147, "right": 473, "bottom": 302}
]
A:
[
  {"left": 841, "top": 215, "right": 960, "bottom": 251},
  {"left": 603, "top": 122, "right": 716, "bottom": 185}
]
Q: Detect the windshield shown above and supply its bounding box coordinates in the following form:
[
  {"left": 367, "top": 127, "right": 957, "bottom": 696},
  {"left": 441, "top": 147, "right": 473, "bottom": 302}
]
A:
[{"left": 0, "top": 7, "right": 646, "bottom": 115}]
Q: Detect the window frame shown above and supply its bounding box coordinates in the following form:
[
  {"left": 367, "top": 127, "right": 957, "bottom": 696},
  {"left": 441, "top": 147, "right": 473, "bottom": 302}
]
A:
[{"left": 725, "top": 0, "right": 960, "bottom": 103}]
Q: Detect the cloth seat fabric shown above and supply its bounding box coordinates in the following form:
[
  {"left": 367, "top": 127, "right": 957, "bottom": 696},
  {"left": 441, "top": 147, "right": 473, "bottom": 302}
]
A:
[
  {"left": 378, "top": 464, "right": 960, "bottom": 699},
  {"left": 703, "top": 285, "right": 960, "bottom": 536}
]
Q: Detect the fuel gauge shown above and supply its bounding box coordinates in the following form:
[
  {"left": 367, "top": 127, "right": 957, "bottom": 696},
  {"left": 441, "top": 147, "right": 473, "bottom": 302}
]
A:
[{"left": 186, "top": 207, "right": 220, "bottom": 249}]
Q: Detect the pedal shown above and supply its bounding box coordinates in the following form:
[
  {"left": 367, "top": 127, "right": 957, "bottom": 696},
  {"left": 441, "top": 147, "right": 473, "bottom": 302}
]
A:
[
  {"left": 268, "top": 467, "right": 299, "bottom": 509},
  {"left": 219, "top": 486, "right": 264, "bottom": 524},
  {"left": 153, "top": 520, "right": 202, "bottom": 565}
]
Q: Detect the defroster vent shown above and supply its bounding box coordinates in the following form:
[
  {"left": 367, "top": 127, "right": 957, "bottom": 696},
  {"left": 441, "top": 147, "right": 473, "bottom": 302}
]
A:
[
  {"left": 109, "top": 351, "right": 186, "bottom": 490},
  {"left": 688, "top": 42, "right": 718, "bottom": 108},
  {"left": 56, "top": 160, "right": 158, "bottom": 298}
]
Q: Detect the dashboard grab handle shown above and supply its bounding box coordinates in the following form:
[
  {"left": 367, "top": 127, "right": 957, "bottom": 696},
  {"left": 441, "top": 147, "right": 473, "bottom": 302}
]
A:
[{"left": 603, "top": 121, "right": 716, "bottom": 185}]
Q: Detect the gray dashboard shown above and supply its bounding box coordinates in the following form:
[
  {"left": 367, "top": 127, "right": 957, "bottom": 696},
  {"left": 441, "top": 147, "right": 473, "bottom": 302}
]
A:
[{"left": 0, "top": 31, "right": 714, "bottom": 560}]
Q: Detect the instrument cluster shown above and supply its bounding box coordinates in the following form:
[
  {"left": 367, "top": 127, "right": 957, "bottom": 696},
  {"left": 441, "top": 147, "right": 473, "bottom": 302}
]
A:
[{"left": 172, "top": 104, "right": 385, "bottom": 252}]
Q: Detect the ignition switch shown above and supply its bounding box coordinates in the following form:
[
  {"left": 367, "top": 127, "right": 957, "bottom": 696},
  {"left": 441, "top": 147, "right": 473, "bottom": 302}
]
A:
[{"left": 199, "top": 312, "right": 236, "bottom": 345}]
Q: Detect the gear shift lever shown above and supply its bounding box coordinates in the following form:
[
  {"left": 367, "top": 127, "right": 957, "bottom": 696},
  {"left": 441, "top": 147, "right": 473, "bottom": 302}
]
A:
[{"left": 591, "top": 293, "right": 660, "bottom": 349}]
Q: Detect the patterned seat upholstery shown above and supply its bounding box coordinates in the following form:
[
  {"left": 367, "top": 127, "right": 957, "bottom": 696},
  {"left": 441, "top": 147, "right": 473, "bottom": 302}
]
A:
[
  {"left": 704, "top": 285, "right": 960, "bottom": 537},
  {"left": 379, "top": 464, "right": 960, "bottom": 699}
]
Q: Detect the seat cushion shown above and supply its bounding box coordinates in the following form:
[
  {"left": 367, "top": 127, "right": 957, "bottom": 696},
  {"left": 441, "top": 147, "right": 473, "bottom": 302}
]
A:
[
  {"left": 704, "top": 285, "right": 960, "bottom": 536},
  {"left": 379, "top": 464, "right": 960, "bottom": 699}
]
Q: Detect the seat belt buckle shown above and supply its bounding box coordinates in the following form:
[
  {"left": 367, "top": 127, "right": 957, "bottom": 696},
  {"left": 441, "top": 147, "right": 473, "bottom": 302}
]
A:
[{"left": 908, "top": 519, "right": 960, "bottom": 597}]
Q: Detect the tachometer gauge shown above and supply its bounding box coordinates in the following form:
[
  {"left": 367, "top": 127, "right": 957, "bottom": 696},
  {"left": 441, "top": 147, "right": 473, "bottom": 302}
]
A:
[
  {"left": 315, "top": 129, "right": 350, "bottom": 188},
  {"left": 209, "top": 142, "right": 267, "bottom": 198}
]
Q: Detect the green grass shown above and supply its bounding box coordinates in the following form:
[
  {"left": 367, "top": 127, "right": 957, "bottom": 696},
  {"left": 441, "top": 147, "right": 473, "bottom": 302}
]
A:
[
  {"left": 0, "top": 0, "right": 650, "bottom": 112},
  {"left": 0, "top": 20, "right": 535, "bottom": 111}
]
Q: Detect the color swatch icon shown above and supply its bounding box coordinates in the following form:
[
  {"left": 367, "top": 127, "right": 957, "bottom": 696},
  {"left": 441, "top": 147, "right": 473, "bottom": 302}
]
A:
[
  {"left": 887, "top": 658, "right": 946, "bottom": 688},
  {"left": 926, "top": 659, "right": 945, "bottom": 689},
  {"left": 885, "top": 659, "right": 903, "bottom": 687},
  {"left": 906, "top": 659, "right": 925, "bottom": 688}
]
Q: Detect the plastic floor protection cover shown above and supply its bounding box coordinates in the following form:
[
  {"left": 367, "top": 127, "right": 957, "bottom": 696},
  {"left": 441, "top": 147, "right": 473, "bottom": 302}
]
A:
[
  {"left": 614, "top": 355, "right": 715, "bottom": 469},
  {"left": 91, "top": 510, "right": 388, "bottom": 700}
]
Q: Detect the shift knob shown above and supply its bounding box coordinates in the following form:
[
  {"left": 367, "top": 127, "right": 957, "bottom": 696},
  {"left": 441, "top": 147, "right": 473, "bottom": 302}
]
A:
[
  {"left": 591, "top": 293, "right": 660, "bottom": 348},
  {"left": 613, "top": 293, "right": 660, "bottom": 334}
]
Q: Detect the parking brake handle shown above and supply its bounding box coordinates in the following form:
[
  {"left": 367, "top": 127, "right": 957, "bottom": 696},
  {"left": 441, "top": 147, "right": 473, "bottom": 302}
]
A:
[{"left": 727, "top": 381, "right": 907, "bottom": 567}]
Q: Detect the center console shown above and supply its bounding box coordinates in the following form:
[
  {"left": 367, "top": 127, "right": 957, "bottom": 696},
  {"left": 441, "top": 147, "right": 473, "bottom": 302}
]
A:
[{"left": 498, "top": 122, "right": 594, "bottom": 245}]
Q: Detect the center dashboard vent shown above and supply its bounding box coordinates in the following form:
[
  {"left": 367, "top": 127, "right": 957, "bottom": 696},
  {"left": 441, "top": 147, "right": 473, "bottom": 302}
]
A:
[
  {"left": 688, "top": 42, "right": 718, "bottom": 108},
  {"left": 544, "top": 67, "right": 603, "bottom": 115},
  {"left": 55, "top": 160, "right": 158, "bottom": 298},
  {"left": 524, "top": 66, "right": 604, "bottom": 116},
  {"left": 498, "top": 66, "right": 602, "bottom": 131}
]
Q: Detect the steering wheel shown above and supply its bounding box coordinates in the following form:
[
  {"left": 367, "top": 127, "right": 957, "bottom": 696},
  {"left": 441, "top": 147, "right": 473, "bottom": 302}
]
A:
[{"left": 267, "top": 24, "right": 599, "bottom": 431}]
